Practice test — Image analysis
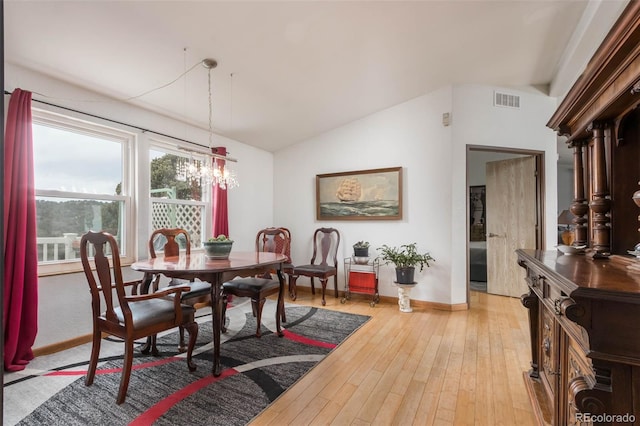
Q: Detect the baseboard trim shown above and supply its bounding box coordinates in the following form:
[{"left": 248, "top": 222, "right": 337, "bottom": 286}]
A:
[
  {"left": 33, "top": 333, "right": 96, "bottom": 357},
  {"left": 294, "top": 286, "right": 468, "bottom": 311},
  {"left": 412, "top": 298, "right": 469, "bottom": 311}
]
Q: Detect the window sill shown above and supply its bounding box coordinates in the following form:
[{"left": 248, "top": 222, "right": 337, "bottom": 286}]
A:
[{"left": 37, "top": 256, "right": 135, "bottom": 277}]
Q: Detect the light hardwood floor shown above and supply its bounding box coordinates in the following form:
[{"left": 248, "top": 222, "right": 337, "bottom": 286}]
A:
[{"left": 251, "top": 289, "right": 536, "bottom": 425}]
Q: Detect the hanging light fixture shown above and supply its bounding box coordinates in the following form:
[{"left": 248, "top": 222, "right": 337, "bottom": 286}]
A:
[
  {"left": 203, "top": 59, "right": 238, "bottom": 190},
  {"left": 175, "top": 58, "right": 238, "bottom": 189}
]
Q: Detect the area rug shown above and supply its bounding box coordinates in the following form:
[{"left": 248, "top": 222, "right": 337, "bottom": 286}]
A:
[{"left": 12, "top": 306, "right": 370, "bottom": 426}]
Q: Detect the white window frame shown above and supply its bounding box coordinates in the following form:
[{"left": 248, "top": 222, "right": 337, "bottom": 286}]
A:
[
  {"left": 32, "top": 109, "right": 136, "bottom": 276},
  {"left": 148, "top": 139, "right": 211, "bottom": 250}
]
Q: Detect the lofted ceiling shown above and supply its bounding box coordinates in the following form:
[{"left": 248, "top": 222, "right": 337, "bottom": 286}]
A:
[{"left": 2, "top": 1, "right": 628, "bottom": 153}]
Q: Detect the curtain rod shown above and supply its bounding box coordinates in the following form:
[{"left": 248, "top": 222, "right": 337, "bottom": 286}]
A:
[{"left": 3, "top": 89, "right": 225, "bottom": 155}]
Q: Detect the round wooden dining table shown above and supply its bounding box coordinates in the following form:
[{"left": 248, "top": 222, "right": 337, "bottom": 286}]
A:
[{"left": 131, "top": 251, "right": 287, "bottom": 376}]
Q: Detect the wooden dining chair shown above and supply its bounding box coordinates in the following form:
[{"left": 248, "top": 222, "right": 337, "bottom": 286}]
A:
[
  {"left": 221, "top": 227, "right": 289, "bottom": 337},
  {"left": 258, "top": 226, "right": 294, "bottom": 277},
  {"left": 149, "top": 228, "right": 211, "bottom": 351},
  {"left": 288, "top": 227, "right": 341, "bottom": 305},
  {"left": 80, "top": 230, "right": 198, "bottom": 404}
]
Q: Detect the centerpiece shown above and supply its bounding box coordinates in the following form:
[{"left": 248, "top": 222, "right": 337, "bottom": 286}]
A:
[{"left": 203, "top": 234, "right": 234, "bottom": 259}]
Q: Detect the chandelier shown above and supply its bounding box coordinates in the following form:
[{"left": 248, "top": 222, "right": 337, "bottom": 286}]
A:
[{"left": 175, "top": 58, "right": 239, "bottom": 190}]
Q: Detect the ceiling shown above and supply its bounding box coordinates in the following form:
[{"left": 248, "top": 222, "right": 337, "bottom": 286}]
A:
[{"left": 2, "top": 1, "right": 627, "bottom": 153}]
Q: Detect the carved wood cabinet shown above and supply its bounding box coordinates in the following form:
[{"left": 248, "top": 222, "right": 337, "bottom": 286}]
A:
[
  {"left": 518, "top": 2, "right": 640, "bottom": 424},
  {"left": 518, "top": 250, "right": 640, "bottom": 425}
]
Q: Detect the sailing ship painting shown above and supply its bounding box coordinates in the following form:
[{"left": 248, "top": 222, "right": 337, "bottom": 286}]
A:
[
  {"left": 316, "top": 167, "right": 402, "bottom": 220},
  {"left": 336, "top": 178, "right": 362, "bottom": 202}
]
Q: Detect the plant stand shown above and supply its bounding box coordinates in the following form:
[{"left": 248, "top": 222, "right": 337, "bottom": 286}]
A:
[
  {"left": 393, "top": 282, "right": 417, "bottom": 312},
  {"left": 342, "top": 257, "right": 380, "bottom": 307}
]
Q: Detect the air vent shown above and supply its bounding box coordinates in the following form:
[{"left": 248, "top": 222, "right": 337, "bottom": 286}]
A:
[{"left": 494, "top": 91, "right": 520, "bottom": 109}]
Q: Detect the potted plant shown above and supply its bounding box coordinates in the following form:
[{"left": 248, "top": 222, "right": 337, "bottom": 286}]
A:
[
  {"left": 353, "top": 240, "right": 370, "bottom": 257},
  {"left": 378, "top": 243, "right": 434, "bottom": 284},
  {"left": 203, "top": 234, "right": 234, "bottom": 259}
]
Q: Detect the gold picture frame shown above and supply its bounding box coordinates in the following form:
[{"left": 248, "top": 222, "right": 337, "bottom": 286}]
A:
[{"left": 316, "top": 167, "right": 403, "bottom": 220}]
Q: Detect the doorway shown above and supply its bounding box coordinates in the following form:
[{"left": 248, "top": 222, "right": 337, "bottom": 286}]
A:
[{"left": 466, "top": 147, "right": 544, "bottom": 299}]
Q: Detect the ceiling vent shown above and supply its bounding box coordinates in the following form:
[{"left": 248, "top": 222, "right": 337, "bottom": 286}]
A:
[{"left": 494, "top": 91, "right": 520, "bottom": 109}]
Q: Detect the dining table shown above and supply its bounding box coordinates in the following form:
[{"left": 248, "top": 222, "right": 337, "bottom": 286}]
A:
[{"left": 131, "top": 251, "right": 287, "bottom": 376}]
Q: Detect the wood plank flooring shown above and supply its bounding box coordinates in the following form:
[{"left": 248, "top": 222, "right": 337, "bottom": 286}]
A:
[{"left": 251, "top": 290, "right": 536, "bottom": 425}]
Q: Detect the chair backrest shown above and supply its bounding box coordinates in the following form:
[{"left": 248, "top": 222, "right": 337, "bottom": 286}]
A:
[
  {"left": 256, "top": 227, "right": 291, "bottom": 262},
  {"left": 310, "top": 227, "right": 340, "bottom": 267},
  {"left": 80, "top": 230, "right": 127, "bottom": 325},
  {"left": 149, "top": 228, "right": 191, "bottom": 258}
]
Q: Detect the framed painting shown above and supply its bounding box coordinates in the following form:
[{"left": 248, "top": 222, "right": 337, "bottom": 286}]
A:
[
  {"left": 316, "top": 167, "right": 402, "bottom": 220},
  {"left": 470, "top": 185, "right": 486, "bottom": 241}
]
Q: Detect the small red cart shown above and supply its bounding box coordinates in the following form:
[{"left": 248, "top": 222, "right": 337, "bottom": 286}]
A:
[{"left": 342, "top": 257, "right": 380, "bottom": 307}]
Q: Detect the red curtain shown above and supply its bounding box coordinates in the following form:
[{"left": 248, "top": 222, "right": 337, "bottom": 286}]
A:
[
  {"left": 211, "top": 147, "right": 229, "bottom": 238},
  {"left": 3, "top": 89, "right": 39, "bottom": 371}
]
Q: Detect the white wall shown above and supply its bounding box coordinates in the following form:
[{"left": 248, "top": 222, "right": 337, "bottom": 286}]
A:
[
  {"left": 5, "top": 64, "right": 276, "bottom": 347},
  {"left": 275, "top": 87, "right": 454, "bottom": 304},
  {"left": 274, "top": 84, "right": 558, "bottom": 306},
  {"left": 450, "top": 85, "right": 558, "bottom": 303}
]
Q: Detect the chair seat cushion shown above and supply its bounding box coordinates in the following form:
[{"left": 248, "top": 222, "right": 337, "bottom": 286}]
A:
[
  {"left": 282, "top": 263, "right": 294, "bottom": 272},
  {"left": 111, "top": 299, "right": 196, "bottom": 329},
  {"left": 223, "top": 277, "right": 280, "bottom": 292},
  {"left": 293, "top": 264, "right": 337, "bottom": 276},
  {"left": 163, "top": 281, "right": 212, "bottom": 302},
  {"left": 178, "top": 281, "right": 212, "bottom": 300}
]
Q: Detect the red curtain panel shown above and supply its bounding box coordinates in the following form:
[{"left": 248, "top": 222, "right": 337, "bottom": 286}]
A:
[
  {"left": 211, "top": 147, "right": 229, "bottom": 238},
  {"left": 3, "top": 88, "right": 39, "bottom": 371}
]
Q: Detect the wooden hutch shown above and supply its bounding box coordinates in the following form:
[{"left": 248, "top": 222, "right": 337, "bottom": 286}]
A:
[{"left": 517, "top": 2, "right": 640, "bottom": 425}]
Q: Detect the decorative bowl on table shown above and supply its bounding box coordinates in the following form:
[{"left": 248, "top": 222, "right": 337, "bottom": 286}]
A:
[
  {"left": 203, "top": 235, "right": 234, "bottom": 259},
  {"left": 556, "top": 244, "right": 586, "bottom": 255},
  {"left": 352, "top": 256, "right": 370, "bottom": 265}
]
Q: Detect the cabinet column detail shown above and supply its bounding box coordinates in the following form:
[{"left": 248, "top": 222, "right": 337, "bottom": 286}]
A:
[
  {"left": 588, "top": 122, "right": 611, "bottom": 257},
  {"left": 569, "top": 139, "right": 589, "bottom": 247},
  {"left": 520, "top": 289, "right": 540, "bottom": 379}
]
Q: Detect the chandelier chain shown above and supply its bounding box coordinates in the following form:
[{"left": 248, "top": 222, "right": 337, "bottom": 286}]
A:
[{"left": 208, "top": 67, "right": 213, "bottom": 149}]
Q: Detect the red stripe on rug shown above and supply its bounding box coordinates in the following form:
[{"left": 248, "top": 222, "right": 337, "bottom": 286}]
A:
[
  {"left": 45, "top": 356, "right": 180, "bottom": 376},
  {"left": 281, "top": 329, "right": 336, "bottom": 348},
  {"left": 130, "top": 368, "right": 238, "bottom": 426}
]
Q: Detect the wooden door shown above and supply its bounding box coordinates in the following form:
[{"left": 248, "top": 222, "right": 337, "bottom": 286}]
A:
[{"left": 486, "top": 156, "right": 537, "bottom": 297}]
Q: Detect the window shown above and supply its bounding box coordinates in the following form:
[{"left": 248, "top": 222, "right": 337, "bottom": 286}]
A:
[
  {"left": 33, "top": 110, "right": 134, "bottom": 274},
  {"left": 149, "top": 142, "right": 209, "bottom": 250}
]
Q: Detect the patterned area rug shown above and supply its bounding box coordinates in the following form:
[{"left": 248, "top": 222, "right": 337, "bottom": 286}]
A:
[{"left": 12, "top": 305, "right": 370, "bottom": 425}]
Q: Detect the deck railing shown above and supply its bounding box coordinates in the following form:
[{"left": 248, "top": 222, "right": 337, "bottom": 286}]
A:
[
  {"left": 37, "top": 233, "right": 113, "bottom": 262},
  {"left": 37, "top": 233, "right": 79, "bottom": 262}
]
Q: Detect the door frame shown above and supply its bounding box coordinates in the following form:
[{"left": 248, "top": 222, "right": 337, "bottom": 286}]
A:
[{"left": 466, "top": 145, "right": 545, "bottom": 302}]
